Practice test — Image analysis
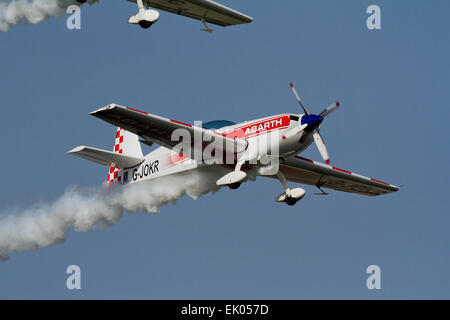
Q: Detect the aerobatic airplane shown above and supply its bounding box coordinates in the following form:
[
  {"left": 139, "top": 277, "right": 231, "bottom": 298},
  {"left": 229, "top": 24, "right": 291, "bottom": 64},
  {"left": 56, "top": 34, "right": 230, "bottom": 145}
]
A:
[
  {"left": 69, "top": 83, "right": 399, "bottom": 206},
  {"left": 75, "top": 0, "right": 253, "bottom": 31}
]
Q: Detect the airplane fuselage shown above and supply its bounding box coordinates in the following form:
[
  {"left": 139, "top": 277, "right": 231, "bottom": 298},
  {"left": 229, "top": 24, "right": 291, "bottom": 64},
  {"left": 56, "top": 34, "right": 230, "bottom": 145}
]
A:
[{"left": 121, "top": 113, "right": 314, "bottom": 184}]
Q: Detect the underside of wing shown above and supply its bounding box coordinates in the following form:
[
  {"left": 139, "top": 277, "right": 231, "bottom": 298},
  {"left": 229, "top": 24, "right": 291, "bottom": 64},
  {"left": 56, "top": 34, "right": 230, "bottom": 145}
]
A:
[
  {"left": 279, "top": 155, "right": 400, "bottom": 196},
  {"left": 90, "top": 104, "right": 247, "bottom": 160},
  {"left": 128, "top": 0, "right": 253, "bottom": 26}
]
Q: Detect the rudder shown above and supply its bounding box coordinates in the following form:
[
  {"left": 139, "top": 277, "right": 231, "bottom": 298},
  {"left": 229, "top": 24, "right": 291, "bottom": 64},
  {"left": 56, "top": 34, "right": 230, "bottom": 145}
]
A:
[{"left": 107, "top": 127, "right": 143, "bottom": 184}]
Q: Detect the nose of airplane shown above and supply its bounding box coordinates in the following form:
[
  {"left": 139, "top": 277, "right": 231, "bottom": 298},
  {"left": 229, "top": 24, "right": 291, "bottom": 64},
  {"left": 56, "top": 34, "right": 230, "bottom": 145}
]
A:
[{"left": 301, "top": 114, "right": 324, "bottom": 130}]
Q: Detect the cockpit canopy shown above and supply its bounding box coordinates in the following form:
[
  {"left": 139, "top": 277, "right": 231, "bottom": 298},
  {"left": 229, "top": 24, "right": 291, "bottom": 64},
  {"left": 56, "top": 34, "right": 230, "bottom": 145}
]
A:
[{"left": 202, "top": 120, "right": 236, "bottom": 130}]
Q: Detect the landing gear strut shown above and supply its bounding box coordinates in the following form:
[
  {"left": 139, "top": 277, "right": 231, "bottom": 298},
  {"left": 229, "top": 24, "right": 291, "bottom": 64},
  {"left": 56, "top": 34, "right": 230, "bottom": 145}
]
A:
[{"left": 275, "top": 171, "right": 306, "bottom": 206}]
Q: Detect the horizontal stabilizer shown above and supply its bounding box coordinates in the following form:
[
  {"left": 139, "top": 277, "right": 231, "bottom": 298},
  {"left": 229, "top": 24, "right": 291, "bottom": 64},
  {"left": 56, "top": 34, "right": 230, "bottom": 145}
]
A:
[{"left": 68, "top": 145, "right": 144, "bottom": 169}]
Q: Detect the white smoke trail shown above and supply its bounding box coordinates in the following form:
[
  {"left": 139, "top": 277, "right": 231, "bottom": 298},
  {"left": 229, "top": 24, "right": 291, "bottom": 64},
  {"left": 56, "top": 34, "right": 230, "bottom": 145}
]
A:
[
  {"left": 0, "top": 0, "right": 98, "bottom": 32},
  {"left": 0, "top": 166, "right": 229, "bottom": 261}
]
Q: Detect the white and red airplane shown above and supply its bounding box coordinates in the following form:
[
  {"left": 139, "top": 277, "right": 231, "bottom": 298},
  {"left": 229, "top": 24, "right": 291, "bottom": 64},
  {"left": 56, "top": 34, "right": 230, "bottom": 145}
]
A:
[
  {"left": 73, "top": 0, "right": 253, "bottom": 31},
  {"left": 69, "top": 83, "right": 399, "bottom": 206}
]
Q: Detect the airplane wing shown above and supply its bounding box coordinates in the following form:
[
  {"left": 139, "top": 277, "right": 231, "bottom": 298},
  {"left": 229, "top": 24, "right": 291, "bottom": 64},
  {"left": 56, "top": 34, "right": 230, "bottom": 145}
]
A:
[
  {"left": 278, "top": 155, "right": 400, "bottom": 196},
  {"left": 90, "top": 104, "right": 248, "bottom": 160},
  {"left": 127, "top": 0, "right": 253, "bottom": 26}
]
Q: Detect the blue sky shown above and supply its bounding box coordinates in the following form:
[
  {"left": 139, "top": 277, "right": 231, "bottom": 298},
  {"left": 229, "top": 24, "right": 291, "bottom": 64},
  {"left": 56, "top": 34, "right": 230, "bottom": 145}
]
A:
[{"left": 0, "top": 0, "right": 449, "bottom": 299}]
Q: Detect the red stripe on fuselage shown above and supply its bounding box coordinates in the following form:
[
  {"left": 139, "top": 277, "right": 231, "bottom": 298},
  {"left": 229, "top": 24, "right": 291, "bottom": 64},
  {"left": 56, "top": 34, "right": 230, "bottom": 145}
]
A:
[
  {"left": 221, "top": 115, "right": 291, "bottom": 139},
  {"left": 165, "top": 152, "right": 189, "bottom": 168}
]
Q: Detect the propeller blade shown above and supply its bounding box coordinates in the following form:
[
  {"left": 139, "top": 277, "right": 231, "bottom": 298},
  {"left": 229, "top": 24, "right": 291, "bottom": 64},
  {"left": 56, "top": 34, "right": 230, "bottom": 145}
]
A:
[
  {"left": 319, "top": 101, "right": 339, "bottom": 117},
  {"left": 313, "top": 129, "right": 330, "bottom": 164},
  {"left": 289, "top": 83, "right": 309, "bottom": 116},
  {"left": 319, "top": 101, "right": 339, "bottom": 118}
]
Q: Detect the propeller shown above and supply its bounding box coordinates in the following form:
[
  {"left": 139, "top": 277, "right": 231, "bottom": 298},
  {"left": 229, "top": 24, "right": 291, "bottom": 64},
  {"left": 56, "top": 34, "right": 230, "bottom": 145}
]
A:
[
  {"left": 319, "top": 101, "right": 340, "bottom": 117},
  {"left": 289, "top": 83, "right": 309, "bottom": 115},
  {"left": 289, "top": 82, "right": 339, "bottom": 164},
  {"left": 312, "top": 130, "right": 330, "bottom": 164}
]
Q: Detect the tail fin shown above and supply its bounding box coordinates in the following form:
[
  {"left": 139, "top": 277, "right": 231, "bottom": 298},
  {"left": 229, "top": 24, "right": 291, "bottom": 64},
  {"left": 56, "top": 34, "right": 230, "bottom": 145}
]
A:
[{"left": 107, "top": 127, "right": 143, "bottom": 184}]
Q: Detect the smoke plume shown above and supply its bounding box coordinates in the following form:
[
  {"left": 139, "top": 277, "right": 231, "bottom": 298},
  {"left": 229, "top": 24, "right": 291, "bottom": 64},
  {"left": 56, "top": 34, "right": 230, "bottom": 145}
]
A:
[
  {"left": 0, "top": 0, "right": 98, "bottom": 32},
  {"left": 0, "top": 166, "right": 230, "bottom": 261}
]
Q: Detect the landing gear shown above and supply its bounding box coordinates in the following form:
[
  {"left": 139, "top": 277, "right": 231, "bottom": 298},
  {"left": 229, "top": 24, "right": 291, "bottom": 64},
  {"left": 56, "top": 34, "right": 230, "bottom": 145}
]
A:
[
  {"left": 229, "top": 182, "right": 241, "bottom": 190},
  {"left": 216, "top": 160, "right": 247, "bottom": 187},
  {"left": 139, "top": 20, "right": 153, "bottom": 29},
  {"left": 285, "top": 197, "right": 298, "bottom": 206},
  {"left": 127, "top": 0, "right": 160, "bottom": 29},
  {"left": 275, "top": 171, "right": 306, "bottom": 206}
]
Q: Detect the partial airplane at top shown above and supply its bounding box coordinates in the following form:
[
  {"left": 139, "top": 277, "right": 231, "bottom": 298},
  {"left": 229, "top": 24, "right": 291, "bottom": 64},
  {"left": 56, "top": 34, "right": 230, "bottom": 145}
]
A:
[
  {"left": 75, "top": 0, "right": 253, "bottom": 31},
  {"left": 69, "top": 83, "right": 399, "bottom": 206}
]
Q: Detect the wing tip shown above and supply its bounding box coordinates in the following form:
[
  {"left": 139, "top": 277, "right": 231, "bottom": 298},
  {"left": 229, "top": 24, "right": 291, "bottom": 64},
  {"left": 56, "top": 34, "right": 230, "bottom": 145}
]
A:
[
  {"left": 369, "top": 178, "right": 400, "bottom": 192},
  {"left": 90, "top": 104, "right": 118, "bottom": 116},
  {"left": 67, "top": 145, "right": 86, "bottom": 154}
]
